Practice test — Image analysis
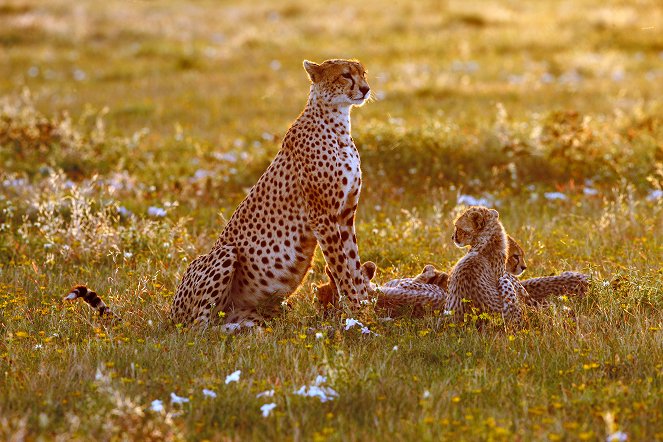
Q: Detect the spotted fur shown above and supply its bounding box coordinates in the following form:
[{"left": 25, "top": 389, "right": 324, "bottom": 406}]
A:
[
  {"left": 63, "top": 285, "right": 119, "bottom": 320},
  {"left": 316, "top": 261, "right": 446, "bottom": 316},
  {"left": 445, "top": 206, "right": 522, "bottom": 323},
  {"left": 316, "top": 232, "right": 587, "bottom": 319},
  {"left": 170, "top": 59, "right": 374, "bottom": 328},
  {"left": 68, "top": 59, "right": 373, "bottom": 329},
  {"left": 519, "top": 271, "right": 589, "bottom": 304}
]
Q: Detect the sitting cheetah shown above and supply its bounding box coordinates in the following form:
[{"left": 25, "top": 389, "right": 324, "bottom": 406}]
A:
[
  {"left": 67, "top": 59, "right": 373, "bottom": 328},
  {"left": 445, "top": 206, "right": 523, "bottom": 323}
]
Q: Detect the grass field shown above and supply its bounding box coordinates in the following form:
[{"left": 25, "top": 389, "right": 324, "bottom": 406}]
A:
[{"left": 1, "top": 0, "right": 662, "bottom": 440}]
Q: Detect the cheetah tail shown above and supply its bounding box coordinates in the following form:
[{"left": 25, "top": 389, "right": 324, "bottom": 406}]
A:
[{"left": 63, "top": 285, "right": 120, "bottom": 321}]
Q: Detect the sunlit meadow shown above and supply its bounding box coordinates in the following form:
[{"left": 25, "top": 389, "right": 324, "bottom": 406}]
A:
[{"left": 1, "top": 0, "right": 662, "bottom": 440}]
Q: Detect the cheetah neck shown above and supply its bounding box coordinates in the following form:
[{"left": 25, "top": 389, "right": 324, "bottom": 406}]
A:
[
  {"left": 304, "top": 92, "right": 352, "bottom": 133},
  {"left": 471, "top": 223, "right": 508, "bottom": 271}
]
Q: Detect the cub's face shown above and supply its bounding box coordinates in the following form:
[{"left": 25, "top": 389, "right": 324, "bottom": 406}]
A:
[
  {"left": 452, "top": 206, "right": 499, "bottom": 248},
  {"left": 304, "top": 59, "right": 371, "bottom": 106},
  {"left": 417, "top": 265, "right": 450, "bottom": 290},
  {"left": 316, "top": 261, "right": 376, "bottom": 307},
  {"left": 506, "top": 236, "right": 527, "bottom": 276}
]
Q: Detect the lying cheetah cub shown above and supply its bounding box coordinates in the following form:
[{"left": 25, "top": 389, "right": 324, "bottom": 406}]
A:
[
  {"left": 445, "top": 206, "right": 522, "bottom": 323},
  {"left": 316, "top": 233, "right": 587, "bottom": 316},
  {"left": 316, "top": 262, "right": 448, "bottom": 315}
]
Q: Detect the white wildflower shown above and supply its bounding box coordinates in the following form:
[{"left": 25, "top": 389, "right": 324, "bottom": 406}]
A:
[
  {"left": 315, "top": 332, "right": 324, "bottom": 340},
  {"left": 256, "top": 390, "right": 275, "bottom": 398},
  {"left": 606, "top": 431, "right": 628, "bottom": 442},
  {"left": 293, "top": 376, "right": 339, "bottom": 402},
  {"left": 222, "top": 323, "right": 241, "bottom": 333},
  {"left": 34, "top": 344, "right": 43, "bottom": 350},
  {"left": 361, "top": 326, "right": 379, "bottom": 336},
  {"left": 193, "top": 169, "right": 212, "bottom": 181},
  {"left": 583, "top": 187, "right": 599, "bottom": 196},
  {"left": 423, "top": 390, "right": 431, "bottom": 399},
  {"left": 647, "top": 189, "right": 663, "bottom": 201},
  {"left": 225, "top": 370, "right": 241, "bottom": 384},
  {"left": 150, "top": 400, "right": 164, "bottom": 412},
  {"left": 170, "top": 392, "right": 190, "bottom": 404},
  {"left": 544, "top": 192, "right": 568, "bottom": 201},
  {"left": 392, "top": 345, "right": 399, "bottom": 351},
  {"left": 214, "top": 152, "right": 238, "bottom": 163},
  {"left": 270, "top": 60, "right": 282, "bottom": 71},
  {"left": 117, "top": 206, "right": 132, "bottom": 217},
  {"left": 147, "top": 206, "right": 167, "bottom": 217},
  {"left": 344, "top": 318, "right": 364, "bottom": 330},
  {"left": 260, "top": 403, "right": 277, "bottom": 417},
  {"left": 294, "top": 385, "right": 338, "bottom": 403},
  {"left": 202, "top": 389, "right": 217, "bottom": 398},
  {"left": 124, "top": 252, "right": 133, "bottom": 259},
  {"left": 457, "top": 194, "right": 490, "bottom": 206},
  {"left": 72, "top": 69, "right": 86, "bottom": 81}
]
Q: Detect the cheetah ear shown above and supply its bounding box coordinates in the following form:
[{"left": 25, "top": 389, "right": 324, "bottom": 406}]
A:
[
  {"left": 470, "top": 211, "right": 485, "bottom": 229},
  {"left": 304, "top": 60, "right": 321, "bottom": 83},
  {"left": 488, "top": 209, "right": 499, "bottom": 219},
  {"left": 362, "top": 261, "right": 377, "bottom": 281}
]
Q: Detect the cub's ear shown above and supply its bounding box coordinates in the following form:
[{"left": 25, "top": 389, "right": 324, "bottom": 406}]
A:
[
  {"left": 470, "top": 211, "right": 485, "bottom": 229},
  {"left": 488, "top": 208, "right": 499, "bottom": 219},
  {"left": 362, "top": 261, "right": 377, "bottom": 280},
  {"left": 303, "top": 60, "right": 321, "bottom": 82}
]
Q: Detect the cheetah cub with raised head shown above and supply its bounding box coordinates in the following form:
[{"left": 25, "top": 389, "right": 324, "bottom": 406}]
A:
[{"left": 445, "top": 206, "right": 522, "bottom": 323}]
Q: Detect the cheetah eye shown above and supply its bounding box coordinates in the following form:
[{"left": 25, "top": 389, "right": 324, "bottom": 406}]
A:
[
  {"left": 513, "top": 255, "right": 520, "bottom": 263},
  {"left": 342, "top": 72, "right": 352, "bottom": 79}
]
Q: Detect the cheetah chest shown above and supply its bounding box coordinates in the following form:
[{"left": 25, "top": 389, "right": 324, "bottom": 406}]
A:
[{"left": 337, "top": 139, "right": 362, "bottom": 209}]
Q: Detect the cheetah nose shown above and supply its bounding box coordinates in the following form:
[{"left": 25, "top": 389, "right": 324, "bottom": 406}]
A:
[
  {"left": 522, "top": 265, "right": 527, "bottom": 271},
  {"left": 359, "top": 86, "right": 370, "bottom": 97}
]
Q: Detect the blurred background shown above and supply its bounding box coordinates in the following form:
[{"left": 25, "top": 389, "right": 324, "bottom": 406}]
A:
[
  {"left": 1, "top": 0, "right": 662, "bottom": 256},
  {"left": 1, "top": 3, "right": 662, "bottom": 440}
]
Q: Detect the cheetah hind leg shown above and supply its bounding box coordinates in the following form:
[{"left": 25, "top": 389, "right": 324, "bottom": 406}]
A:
[{"left": 182, "top": 244, "right": 238, "bottom": 328}]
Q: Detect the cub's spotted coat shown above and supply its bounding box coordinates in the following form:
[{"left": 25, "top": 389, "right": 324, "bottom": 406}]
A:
[{"left": 316, "top": 235, "right": 588, "bottom": 318}]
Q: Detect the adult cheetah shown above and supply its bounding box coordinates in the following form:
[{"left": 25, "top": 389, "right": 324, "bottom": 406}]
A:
[{"left": 68, "top": 59, "right": 373, "bottom": 328}]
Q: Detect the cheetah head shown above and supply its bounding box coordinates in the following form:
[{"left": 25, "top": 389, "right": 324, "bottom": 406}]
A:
[
  {"left": 316, "top": 261, "right": 377, "bottom": 307},
  {"left": 418, "top": 264, "right": 450, "bottom": 290},
  {"left": 304, "top": 59, "right": 371, "bottom": 107},
  {"left": 452, "top": 206, "right": 500, "bottom": 248},
  {"left": 506, "top": 235, "right": 527, "bottom": 276}
]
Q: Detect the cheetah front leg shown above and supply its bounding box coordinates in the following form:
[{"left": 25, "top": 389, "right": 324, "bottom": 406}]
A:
[
  {"left": 497, "top": 274, "right": 523, "bottom": 325},
  {"left": 336, "top": 199, "right": 370, "bottom": 299},
  {"left": 309, "top": 212, "right": 364, "bottom": 303}
]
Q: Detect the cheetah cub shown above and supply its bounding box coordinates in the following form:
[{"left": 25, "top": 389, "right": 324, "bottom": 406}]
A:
[
  {"left": 445, "top": 206, "right": 522, "bottom": 323},
  {"left": 316, "top": 261, "right": 447, "bottom": 316}
]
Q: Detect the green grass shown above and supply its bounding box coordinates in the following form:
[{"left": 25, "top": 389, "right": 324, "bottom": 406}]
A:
[{"left": 1, "top": 0, "right": 662, "bottom": 440}]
